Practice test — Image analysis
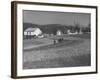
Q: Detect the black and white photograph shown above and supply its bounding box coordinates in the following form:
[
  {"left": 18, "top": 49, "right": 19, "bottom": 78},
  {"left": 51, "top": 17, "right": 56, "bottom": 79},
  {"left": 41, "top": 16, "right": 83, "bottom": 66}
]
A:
[
  {"left": 23, "top": 10, "right": 91, "bottom": 69},
  {"left": 11, "top": 1, "right": 97, "bottom": 78}
]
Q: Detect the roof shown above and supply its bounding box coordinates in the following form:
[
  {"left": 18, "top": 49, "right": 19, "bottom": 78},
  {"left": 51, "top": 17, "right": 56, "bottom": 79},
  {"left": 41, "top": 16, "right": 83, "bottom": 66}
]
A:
[{"left": 25, "top": 28, "right": 40, "bottom": 32}]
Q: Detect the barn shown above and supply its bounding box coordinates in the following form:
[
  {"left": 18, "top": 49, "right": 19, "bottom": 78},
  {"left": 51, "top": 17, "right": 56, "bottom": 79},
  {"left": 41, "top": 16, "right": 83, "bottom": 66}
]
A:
[{"left": 24, "top": 27, "right": 42, "bottom": 39}]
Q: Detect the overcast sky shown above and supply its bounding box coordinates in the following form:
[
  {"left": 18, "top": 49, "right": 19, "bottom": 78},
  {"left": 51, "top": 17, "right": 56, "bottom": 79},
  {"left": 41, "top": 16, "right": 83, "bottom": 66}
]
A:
[{"left": 23, "top": 10, "right": 90, "bottom": 26}]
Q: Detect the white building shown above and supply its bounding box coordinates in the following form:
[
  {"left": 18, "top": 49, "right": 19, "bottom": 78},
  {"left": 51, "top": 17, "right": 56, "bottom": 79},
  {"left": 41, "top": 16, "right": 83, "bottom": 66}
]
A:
[
  {"left": 24, "top": 27, "right": 42, "bottom": 36},
  {"left": 56, "top": 30, "right": 62, "bottom": 36}
]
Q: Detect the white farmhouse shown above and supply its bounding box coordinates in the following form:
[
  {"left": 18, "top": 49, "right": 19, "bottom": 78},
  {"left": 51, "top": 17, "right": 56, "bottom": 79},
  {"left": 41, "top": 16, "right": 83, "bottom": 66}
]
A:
[
  {"left": 24, "top": 27, "right": 42, "bottom": 36},
  {"left": 56, "top": 30, "right": 62, "bottom": 36}
]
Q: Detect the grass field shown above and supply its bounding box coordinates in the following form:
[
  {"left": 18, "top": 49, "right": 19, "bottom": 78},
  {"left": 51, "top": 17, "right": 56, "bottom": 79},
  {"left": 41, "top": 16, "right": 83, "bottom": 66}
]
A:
[{"left": 23, "top": 33, "right": 91, "bottom": 69}]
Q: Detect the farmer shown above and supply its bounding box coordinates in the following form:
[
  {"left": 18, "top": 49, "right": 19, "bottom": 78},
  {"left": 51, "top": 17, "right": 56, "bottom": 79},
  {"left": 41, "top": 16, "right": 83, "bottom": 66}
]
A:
[{"left": 53, "top": 39, "right": 56, "bottom": 45}]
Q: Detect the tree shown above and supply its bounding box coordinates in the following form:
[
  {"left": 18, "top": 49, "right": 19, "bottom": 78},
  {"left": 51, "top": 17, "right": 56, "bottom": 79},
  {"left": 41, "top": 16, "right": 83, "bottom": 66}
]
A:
[{"left": 74, "top": 23, "right": 80, "bottom": 33}]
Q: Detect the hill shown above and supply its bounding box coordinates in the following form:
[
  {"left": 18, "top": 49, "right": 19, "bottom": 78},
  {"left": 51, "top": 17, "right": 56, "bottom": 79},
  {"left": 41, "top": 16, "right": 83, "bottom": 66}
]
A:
[
  {"left": 23, "top": 23, "right": 69, "bottom": 35},
  {"left": 23, "top": 23, "right": 90, "bottom": 34}
]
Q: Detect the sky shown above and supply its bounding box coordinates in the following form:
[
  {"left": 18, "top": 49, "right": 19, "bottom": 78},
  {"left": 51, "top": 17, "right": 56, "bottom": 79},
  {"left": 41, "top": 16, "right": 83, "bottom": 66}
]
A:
[{"left": 23, "top": 10, "right": 90, "bottom": 26}]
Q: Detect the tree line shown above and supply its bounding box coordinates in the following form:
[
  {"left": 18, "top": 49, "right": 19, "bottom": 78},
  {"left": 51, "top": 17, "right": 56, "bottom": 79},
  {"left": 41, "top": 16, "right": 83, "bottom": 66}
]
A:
[{"left": 23, "top": 23, "right": 91, "bottom": 35}]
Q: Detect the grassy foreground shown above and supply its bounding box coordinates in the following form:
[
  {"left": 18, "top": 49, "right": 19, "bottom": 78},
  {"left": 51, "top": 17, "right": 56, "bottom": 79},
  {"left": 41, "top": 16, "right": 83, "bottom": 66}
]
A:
[{"left": 23, "top": 34, "right": 91, "bottom": 69}]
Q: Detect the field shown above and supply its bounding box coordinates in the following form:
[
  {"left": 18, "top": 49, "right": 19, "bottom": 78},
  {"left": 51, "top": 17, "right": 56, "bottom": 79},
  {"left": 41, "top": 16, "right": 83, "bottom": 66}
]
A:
[{"left": 23, "top": 33, "right": 91, "bottom": 69}]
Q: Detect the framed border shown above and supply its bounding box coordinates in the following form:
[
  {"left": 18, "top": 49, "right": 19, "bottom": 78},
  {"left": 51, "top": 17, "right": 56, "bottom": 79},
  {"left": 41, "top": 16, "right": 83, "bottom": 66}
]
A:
[{"left": 11, "top": 1, "right": 98, "bottom": 79}]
